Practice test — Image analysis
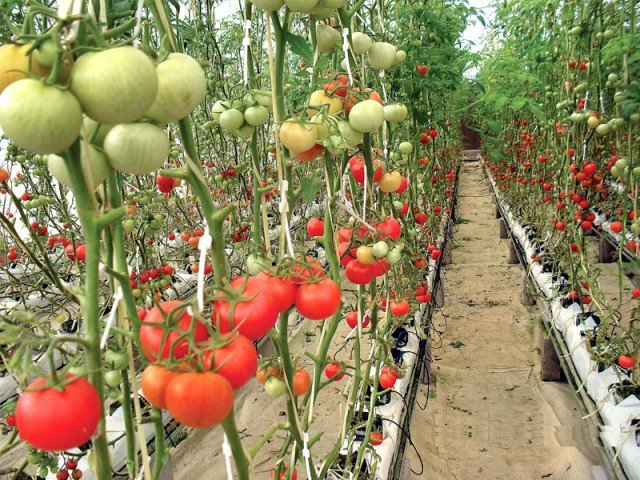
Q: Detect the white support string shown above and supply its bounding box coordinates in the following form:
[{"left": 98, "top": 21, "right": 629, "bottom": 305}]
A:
[
  {"left": 379, "top": 70, "right": 388, "bottom": 102},
  {"left": 133, "top": 0, "right": 145, "bottom": 48},
  {"left": 302, "top": 431, "right": 316, "bottom": 479},
  {"left": 100, "top": 287, "right": 122, "bottom": 349},
  {"left": 197, "top": 226, "right": 212, "bottom": 312},
  {"left": 279, "top": 180, "right": 295, "bottom": 258},
  {"left": 337, "top": 189, "right": 376, "bottom": 232},
  {"left": 242, "top": 19, "right": 251, "bottom": 86},
  {"left": 382, "top": 121, "right": 388, "bottom": 157},
  {"left": 353, "top": 12, "right": 377, "bottom": 35},
  {"left": 59, "top": 0, "right": 83, "bottom": 44},
  {"left": 342, "top": 28, "right": 354, "bottom": 85},
  {"left": 222, "top": 434, "right": 234, "bottom": 480}
]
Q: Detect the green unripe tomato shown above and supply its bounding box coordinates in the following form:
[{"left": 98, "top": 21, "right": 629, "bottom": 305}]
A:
[
  {"left": 399, "top": 141, "right": 413, "bottom": 155},
  {"left": 104, "top": 370, "right": 123, "bottom": 388},
  {"left": 386, "top": 248, "right": 402, "bottom": 264},
  {"left": 123, "top": 219, "right": 136, "bottom": 233},
  {"left": 219, "top": 109, "right": 245, "bottom": 131},
  {"left": 595, "top": 123, "right": 611, "bottom": 136},
  {"left": 68, "top": 364, "right": 87, "bottom": 377},
  {"left": 372, "top": 241, "right": 389, "bottom": 258},
  {"left": 28, "top": 452, "right": 41, "bottom": 464},
  {"left": 108, "top": 389, "right": 121, "bottom": 400},
  {"left": 264, "top": 376, "right": 286, "bottom": 397},
  {"left": 615, "top": 158, "right": 628, "bottom": 170},
  {"left": 105, "top": 350, "right": 128, "bottom": 370}
]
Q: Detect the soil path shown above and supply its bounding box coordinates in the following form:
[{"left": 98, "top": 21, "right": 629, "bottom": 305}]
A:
[{"left": 407, "top": 160, "right": 601, "bottom": 480}]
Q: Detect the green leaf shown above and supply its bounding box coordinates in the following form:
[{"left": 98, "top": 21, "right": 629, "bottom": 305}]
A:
[
  {"left": 529, "top": 103, "right": 545, "bottom": 120},
  {"left": 486, "top": 120, "right": 501, "bottom": 134},
  {"left": 495, "top": 95, "right": 508, "bottom": 111},
  {"left": 285, "top": 32, "right": 312, "bottom": 63},
  {"left": 300, "top": 177, "right": 324, "bottom": 203},
  {"left": 512, "top": 97, "right": 526, "bottom": 111}
]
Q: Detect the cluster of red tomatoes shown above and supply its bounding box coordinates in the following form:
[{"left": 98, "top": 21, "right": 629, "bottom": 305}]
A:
[
  {"left": 136, "top": 263, "right": 343, "bottom": 428},
  {"left": 420, "top": 128, "right": 438, "bottom": 145}
]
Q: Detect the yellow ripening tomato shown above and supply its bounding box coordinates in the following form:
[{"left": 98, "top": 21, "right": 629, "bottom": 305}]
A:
[
  {"left": 0, "top": 44, "right": 50, "bottom": 95},
  {"left": 377, "top": 171, "right": 403, "bottom": 193},
  {"left": 279, "top": 119, "right": 318, "bottom": 154},
  {"left": 356, "top": 246, "right": 376, "bottom": 265}
]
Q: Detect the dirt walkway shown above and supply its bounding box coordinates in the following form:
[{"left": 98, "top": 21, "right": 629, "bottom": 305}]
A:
[{"left": 407, "top": 160, "right": 600, "bottom": 480}]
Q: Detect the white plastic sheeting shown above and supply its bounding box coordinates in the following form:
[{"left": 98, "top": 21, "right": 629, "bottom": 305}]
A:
[{"left": 486, "top": 166, "right": 640, "bottom": 480}]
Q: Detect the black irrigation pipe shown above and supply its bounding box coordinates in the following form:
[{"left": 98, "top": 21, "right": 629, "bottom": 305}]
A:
[
  {"left": 389, "top": 164, "right": 461, "bottom": 479},
  {"left": 483, "top": 164, "right": 629, "bottom": 480}
]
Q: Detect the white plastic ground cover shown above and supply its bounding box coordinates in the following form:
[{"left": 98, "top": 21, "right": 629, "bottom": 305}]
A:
[{"left": 485, "top": 165, "right": 640, "bottom": 480}]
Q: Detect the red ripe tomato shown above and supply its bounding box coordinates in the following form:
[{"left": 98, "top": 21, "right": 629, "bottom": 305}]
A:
[
  {"left": 376, "top": 217, "right": 401, "bottom": 240},
  {"left": 338, "top": 241, "right": 355, "bottom": 267},
  {"left": 16, "top": 375, "right": 100, "bottom": 451},
  {"left": 270, "top": 466, "right": 298, "bottom": 480},
  {"left": 140, "top": 301, "right": 210, "bottom": 361},
  {"left": 157, "top": 174, "right": 174, "bottom": 193},
  {"left": 610, "top": 221, "right": 623, "bottom": 233},
  {"left": 164, "top": 372, "right": 234, "bottom": 428},
  {"left": 618, "top": 355, "right": 636, "bottom": 369},
  {"left": 389, "top": 300, "right": 410, "bottom": 317},
  {"left": 295, "top": 278, "right": 341, "bottom": 320},
  {"left": 337, "top": 227, "right": 352, "bottom": 243},
  {"left": 395, "top": 177, "right": 408, "bottom": 193},
  {"left": 349, "top": 156, "right": 365, "bottom": 183},
  {"left": 203, "top": 333, "right": 257, "bottom": 389},
  {"left": 307, "top": 218, "right": 325, "bottom": 238},
  {"left": 5, "top": 414, "right": 16, "bottom": 427},
  {"left": 346, "top": 259, "right": 376, "bottom": 285},
  {"left": 379, "top": 367, "right": 398, "bottom": 389},
  {"left": 324, "top": 362, "right": 344, "bottom": 381},
  {"left": 213, "top": 276, "right": 279, "bottom": 340},
  {"left": 373, "top": 258, "right": 390, "bottom": 277},
  {"left": 141, "top": 365, "right": 182, "bottom": 409},
  {"left": 346, "top": 310, "right": 370, "bottom": 329},
  {"left": 253, "top": 272, "right": 297, "bottom": 312},
  {"left": 293, "top": 143, "right": 324, "bottom": 163},
  {"left": 292, "top": 369, "right": 311, "bottom": 396},
  {"left": 370, "top": 431, "right": 383, "bottom": 446},
  {"left": 73, "top": 244, "right": 86, "bottom": 262},
  {"left": 429, "top": 129, "right": 438, "bottom": 139},
  {"left": 289, "top": 257, "right": 325, "bottom": 284},
  {"left": 348, "top": 155, "right": 383, "bottom": 184},
  {"left": 256, "top": 364, "right": 281, "bottom": 384}
]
